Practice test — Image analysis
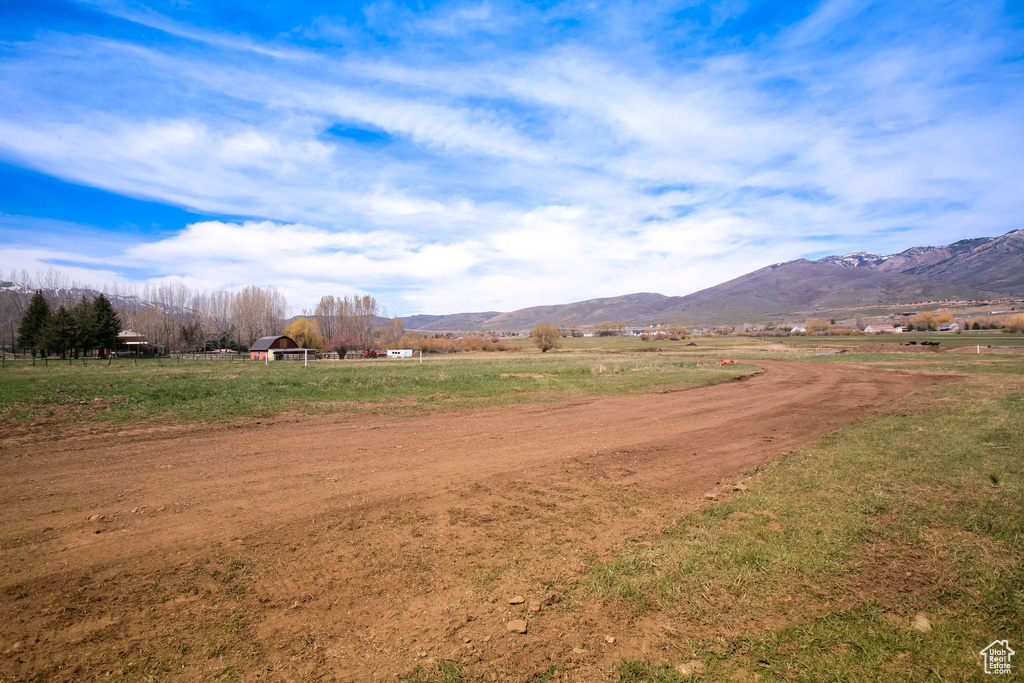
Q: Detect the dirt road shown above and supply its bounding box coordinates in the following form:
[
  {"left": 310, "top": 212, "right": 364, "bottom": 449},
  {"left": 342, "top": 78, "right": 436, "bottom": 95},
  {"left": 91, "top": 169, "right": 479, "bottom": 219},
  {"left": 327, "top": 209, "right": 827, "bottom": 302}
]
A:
[{"left": 0, "top": 360, "right": 949, "bottom": 681}]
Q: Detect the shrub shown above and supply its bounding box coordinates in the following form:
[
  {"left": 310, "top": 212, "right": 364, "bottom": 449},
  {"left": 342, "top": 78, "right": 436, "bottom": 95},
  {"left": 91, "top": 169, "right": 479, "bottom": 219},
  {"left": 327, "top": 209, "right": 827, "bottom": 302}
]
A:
[
  {"left": 419, "top": 336, "right": 516, "bottom": 354},
  {"left": 325, "top": 333, "right": 360, "bottom": 357},
  {"left": 1003, "top": 316, "right": 1024, "bottom": 333},
  {"left": 531, "top": 324, "right": 561, "bottom": 353},
  {"left": 397, "top": 332, "right": 424, "bottom": 351}
]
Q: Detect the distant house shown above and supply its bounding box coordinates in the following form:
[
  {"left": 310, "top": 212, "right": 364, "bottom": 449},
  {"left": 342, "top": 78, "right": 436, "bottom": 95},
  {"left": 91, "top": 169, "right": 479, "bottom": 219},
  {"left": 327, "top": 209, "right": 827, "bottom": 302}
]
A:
[
  {"left": 790, "top": 326, "right": 806, "bottom": 334},
  {"left": 249, "top": 335, "right": 314, "bottom": 361},
  {"left": 936, "top": 322, "right": 960, "bottom": 332},
  {"left": 117, "top": 329, "right": 148, "bottom": 348},
  {"left": 863, "top": 325, "right": 896, "bottom": 334},
  {"left": 115, "top": 330, "right": 164, "bottom": 356}
]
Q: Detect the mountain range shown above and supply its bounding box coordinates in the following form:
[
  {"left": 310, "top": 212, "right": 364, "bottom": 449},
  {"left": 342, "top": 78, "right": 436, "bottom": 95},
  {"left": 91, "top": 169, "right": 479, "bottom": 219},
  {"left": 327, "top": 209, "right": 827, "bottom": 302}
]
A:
[{"left": 404, "top": 229, "right": 1024, "bottom": 331}]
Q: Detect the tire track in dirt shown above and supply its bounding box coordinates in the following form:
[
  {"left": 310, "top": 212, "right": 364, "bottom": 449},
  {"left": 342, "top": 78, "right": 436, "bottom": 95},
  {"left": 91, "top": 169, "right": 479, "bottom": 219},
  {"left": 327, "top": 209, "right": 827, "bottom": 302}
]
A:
[{"left": 0, "top": 360, "right": 953, "bottom": 682}]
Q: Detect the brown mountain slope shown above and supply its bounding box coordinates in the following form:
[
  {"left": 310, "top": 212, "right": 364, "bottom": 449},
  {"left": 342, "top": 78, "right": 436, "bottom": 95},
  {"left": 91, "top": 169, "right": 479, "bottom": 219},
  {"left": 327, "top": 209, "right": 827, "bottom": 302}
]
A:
[
  {"left": 653, "top": 260, "right": 1003, "bottom": 326},
  {"left": 482, "top": 293, "right": 681, "bottom": 330},
  {"left": 400, "top": 229, "right": 1022, "bottom": 330},
  {"left": 403, "top": 311, "right": 502, "bottom": 332},
  {"left": 904, "top": 229, "right": 1024, "bottom": 294},
  {"left": 818, "top": 228, "right": 1024, "bottom": 295}
]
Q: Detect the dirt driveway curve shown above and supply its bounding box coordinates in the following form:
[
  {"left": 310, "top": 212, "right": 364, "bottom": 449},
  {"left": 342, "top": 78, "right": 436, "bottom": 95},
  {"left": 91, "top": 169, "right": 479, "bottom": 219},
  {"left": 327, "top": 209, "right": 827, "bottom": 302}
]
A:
[{"left": 0, "top": 360, "right": 950, "bottom": 682}]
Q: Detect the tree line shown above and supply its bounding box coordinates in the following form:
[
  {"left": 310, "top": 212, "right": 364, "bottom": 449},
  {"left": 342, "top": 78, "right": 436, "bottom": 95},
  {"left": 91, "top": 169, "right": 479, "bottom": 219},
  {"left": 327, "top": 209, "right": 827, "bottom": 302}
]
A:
[
  {"left": 283, "top": 295, "right": 405, "bottom": 355},
  {"left": 0, "top": 268, "right": 394, "bottom": 355},
  {"left": 16, "top": 291, "right": 121, "bottom": 361}
]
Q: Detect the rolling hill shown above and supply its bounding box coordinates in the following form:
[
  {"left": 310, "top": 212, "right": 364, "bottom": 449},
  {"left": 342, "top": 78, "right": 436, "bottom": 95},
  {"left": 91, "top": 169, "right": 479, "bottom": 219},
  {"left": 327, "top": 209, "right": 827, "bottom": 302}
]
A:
[
  {"left": 403, "top": 311, "right": 502, "bottom": 332},
  {"left": 400, "top": 229, "right": 1022, "bottom": 331},
  {"left": 650, "top": 260, "right": 1003, "bottom": 326},
  {"left": 817, "top": 228, "right": 1024, "bottom": 295}
]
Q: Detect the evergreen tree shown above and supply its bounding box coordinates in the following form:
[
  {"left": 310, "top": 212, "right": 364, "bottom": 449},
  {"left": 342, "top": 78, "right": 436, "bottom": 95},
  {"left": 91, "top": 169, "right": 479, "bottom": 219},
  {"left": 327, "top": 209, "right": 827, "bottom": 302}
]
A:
[
  {"left": 71, "top": 295, "right": 93, "bottom": 358},
  {"left": 92, "top": 294, "right": 121, "bottom": 358},
  {"left": 40, "top": 306, "right": 76, "bottom": 359},
  {"left": 16, "top": 290, "right": 50, "bottom": 360}
]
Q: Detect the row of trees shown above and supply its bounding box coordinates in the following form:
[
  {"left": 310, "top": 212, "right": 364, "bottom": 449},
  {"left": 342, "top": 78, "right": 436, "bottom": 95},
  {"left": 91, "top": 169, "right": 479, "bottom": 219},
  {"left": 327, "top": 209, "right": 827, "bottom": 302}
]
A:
[
  {"left": 312, "top": 294, "right": 384, "bottom": 352},
  {"left": 16, "top": 291, "right": 122, "bottom": 360},
  {"left": 279, "top": 295, "right": 396, "bottom": 355},
  {"left": 113, "top": 282, "right": 288, "bottom": 352},
  {"left": 1, "top": 269, "right": 293, "bottom": 354},
  {"left": 1, "top": 269, "right": 408, "bottom": 357}
]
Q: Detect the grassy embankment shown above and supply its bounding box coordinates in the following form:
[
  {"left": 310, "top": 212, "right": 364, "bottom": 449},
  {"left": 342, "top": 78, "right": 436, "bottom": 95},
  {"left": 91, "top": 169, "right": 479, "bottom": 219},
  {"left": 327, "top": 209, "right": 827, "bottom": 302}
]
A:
[{"left": 589, "top": 349, "right": 1022, "bottom": 682}]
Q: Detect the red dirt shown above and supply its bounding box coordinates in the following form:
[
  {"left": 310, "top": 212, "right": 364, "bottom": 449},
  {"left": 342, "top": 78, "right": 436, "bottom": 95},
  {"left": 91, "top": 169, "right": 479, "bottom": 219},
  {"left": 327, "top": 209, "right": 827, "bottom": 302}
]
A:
[{"left": 0, "top": 360, "right": 950, "bottom": 682}]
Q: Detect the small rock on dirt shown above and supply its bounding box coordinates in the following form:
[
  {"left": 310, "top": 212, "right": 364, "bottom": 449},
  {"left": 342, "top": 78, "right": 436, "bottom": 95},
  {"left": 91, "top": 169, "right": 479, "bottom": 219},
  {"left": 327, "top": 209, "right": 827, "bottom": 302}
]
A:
[
  {"left": 508, "top": 595, "right": 525, "bottom": 604},
  {"left": 733, "top": 483, "right": 748, "bottom": 492},
  {"left": 528, "top": 601, "right": 541, "bottom": 612},
  {"left": 506, "top": 620, "right": 527, "bottom": 634},
  {"left": 572, "top": 647, "right": 586, "bottom": 655},
  {"left": 543, "top": 592, "right": 559, "bottom": 605},
  {"left": 913, "top": 613, "right": 932, "bottom": 633},
  {"left": 702, "top": 492, "right": 718, "bottom": 500},
  {"left": 604, "top": 636, "right": 616, "bottom": 645},
  {"left": 676, "top": 660, "right": 705, "bottom": 675}
]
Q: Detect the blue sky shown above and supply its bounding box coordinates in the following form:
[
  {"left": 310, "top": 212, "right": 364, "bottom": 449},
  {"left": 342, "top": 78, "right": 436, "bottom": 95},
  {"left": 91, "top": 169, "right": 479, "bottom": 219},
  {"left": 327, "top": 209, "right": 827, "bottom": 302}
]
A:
[{"left": 1, "top": 0, "right": 1022, "bottom": 316}]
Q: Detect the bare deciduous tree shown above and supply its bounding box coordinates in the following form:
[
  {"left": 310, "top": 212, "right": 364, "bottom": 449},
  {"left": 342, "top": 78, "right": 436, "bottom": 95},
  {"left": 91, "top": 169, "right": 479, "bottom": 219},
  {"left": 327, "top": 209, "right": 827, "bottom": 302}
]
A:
[
  {"left": 378, "top": 317, "right": 405, "bottom": 348},
  {"left": 232, "top": 285, "right": 288, "bottom": 348}
]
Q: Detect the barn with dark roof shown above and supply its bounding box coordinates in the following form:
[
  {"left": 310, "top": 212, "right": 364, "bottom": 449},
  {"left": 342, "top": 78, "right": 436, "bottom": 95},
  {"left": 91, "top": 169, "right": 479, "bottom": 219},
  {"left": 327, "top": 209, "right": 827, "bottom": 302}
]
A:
[{"left": 249, "top": 335, "right": 304, "bottom": 361}]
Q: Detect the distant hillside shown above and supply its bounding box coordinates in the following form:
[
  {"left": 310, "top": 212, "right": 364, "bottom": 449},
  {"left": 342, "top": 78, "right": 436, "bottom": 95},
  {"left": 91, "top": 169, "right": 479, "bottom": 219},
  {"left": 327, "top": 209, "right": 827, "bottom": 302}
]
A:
[
  {"left": 403, "top": 311, "right": 502, "bottom": 332},
  {"left": 482, "top": 293, "right": 682, "bottom": 330},
  {"left": 652, "top": 260, "right": 1003, "bottom": 326},
  {"left": 817, "top": 228, "right": 1024, "bottom": 295},
  {"left": 392, "top": 228, "right": 1024, "bottom": 331}
]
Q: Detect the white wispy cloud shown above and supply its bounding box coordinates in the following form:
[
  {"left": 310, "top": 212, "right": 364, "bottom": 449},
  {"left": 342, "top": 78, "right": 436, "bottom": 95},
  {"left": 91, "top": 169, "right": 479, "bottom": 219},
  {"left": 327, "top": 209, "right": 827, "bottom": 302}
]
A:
[{"left": 0, "top": 0, "right": 1021, "bottom": 316}]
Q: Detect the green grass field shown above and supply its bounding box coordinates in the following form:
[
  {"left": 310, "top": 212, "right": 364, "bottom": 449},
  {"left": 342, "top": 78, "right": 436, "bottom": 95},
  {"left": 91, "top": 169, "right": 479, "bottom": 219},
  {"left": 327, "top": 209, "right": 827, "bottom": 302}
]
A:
[
  {"left": 0, "top": 352, "right": 756, "bottom": 427},
  {"left": 592, "top": 373, "right": 1023, "bottom": 681}
]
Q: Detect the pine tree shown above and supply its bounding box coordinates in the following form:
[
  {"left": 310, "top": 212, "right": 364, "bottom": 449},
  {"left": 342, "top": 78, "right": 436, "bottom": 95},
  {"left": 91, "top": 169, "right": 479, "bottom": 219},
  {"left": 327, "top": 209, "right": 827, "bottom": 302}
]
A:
[
  {"left": 17, "top": 290, "right": 50, "bottom": 360},
  {"left": 92, "top": 294, "right": 122, "bottom": 358},
  {"left": 40, "top": 306, "right": 75, "bottom": 360},
  {"left": 71, "top": 295, "right": 93, "bottom": 358}
]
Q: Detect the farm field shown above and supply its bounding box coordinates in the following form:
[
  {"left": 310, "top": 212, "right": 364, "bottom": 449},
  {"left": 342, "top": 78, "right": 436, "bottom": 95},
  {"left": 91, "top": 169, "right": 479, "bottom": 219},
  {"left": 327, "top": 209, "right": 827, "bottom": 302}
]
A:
[{"left": 1, "top": 341, "right": 1022, "bottom": 682}]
